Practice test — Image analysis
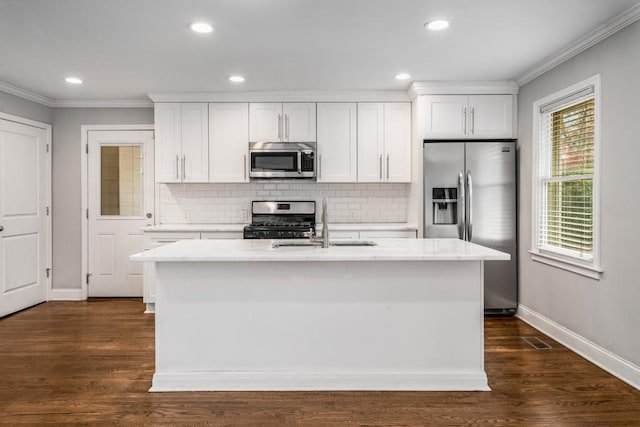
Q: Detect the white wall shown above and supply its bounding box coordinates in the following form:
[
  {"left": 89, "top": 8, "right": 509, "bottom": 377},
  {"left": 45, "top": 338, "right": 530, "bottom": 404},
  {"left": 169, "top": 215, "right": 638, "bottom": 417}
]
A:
[
  {"left": 51, "top": 108, "right": 154, "bottom": 289},
  {"left": 518, "top": 21, "right": 640, "bottom": 366}
]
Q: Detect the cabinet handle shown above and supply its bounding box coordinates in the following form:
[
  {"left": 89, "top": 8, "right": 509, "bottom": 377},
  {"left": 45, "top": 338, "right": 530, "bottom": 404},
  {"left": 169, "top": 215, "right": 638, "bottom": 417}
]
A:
[
  {"left": 471, "top": 107, "right": 475, "bottom": 135},
  {"left": 379, "top": 155, "right": 383, "bottom": 180},
  {"left": 278, "top": 114, "right": 282, "bottom": 141},
  {"left": 386, "top": 154, "right": 390, "bottom": 180},
  {"left": 182, "top": 155, "right": 186, "bottom": 181},
  {"left": 463, "top": 107, "right": 467, "bottom": 135},
  {"left": 318, "top": 154, "right": 322, "bottom": 179},
  {"left": 244, "top": 154, "right": 247, "bottom": 180},
  {"left": 176, "top": 155, "right": 179, "bottom": 180},
  {"left": 285, "top": 114, "right": 289, "bottom": 140}
]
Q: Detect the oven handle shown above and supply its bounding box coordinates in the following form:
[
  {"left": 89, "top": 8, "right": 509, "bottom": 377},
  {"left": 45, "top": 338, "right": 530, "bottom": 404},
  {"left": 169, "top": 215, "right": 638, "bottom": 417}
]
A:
[{"left": 297, "top": 151, "right": 302, "bottom": 174}]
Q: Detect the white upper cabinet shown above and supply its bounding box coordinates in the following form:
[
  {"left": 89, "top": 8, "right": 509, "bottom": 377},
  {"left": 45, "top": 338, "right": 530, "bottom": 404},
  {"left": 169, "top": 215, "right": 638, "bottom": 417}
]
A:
[
  {"left": 154, "top": 103, "right": 209, "bottom": 183},
  {"left": 209, "top": 103, "right": 249, "bottom": 183},
  {"left": 155, "top": 103, "right": 182, "bottom": 183},
  {"left": 317, "top": 103, "right": 357, "bottom": 182},
  {"left": 424, "top": 94, "right": 514, "bottom": 139},
  {"left": 357, "top": 102, "right": 411, "bottom": 183},
  {"left": 283, "top": 103, "right": 316, "bottom": 142},
  {"left": 357, "top": 103, "right": 385, "bottom": 182},
  {"left": 467, "top": 95, "right": 514, "bottom": 139},
  {"left": 249, "top": 103, "right": 316, "bottom": 142},
  {"left": 384, "top": 103, "right": 412, "bottom": 182}
]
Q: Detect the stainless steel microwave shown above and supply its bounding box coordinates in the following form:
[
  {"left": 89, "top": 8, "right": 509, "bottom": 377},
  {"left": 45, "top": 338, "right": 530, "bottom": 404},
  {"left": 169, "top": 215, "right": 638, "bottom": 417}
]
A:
[{"left": 249, "top": 141, "right": 316, "bottom": 179}]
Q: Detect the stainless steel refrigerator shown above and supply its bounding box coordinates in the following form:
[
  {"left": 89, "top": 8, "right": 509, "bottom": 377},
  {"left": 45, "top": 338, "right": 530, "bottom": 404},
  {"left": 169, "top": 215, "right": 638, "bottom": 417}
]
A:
[{"left": 423, "top": 139, "right": 517, "bottom": 315}]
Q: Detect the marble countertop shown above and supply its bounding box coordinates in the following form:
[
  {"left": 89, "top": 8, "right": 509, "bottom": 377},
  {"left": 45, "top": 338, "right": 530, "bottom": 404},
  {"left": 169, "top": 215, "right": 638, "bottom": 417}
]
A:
[
  {"left": 142, "top": 223, "right": 418, "bottom": 233},
  {"left": 130, "top": 238, "right": 509, "bottom": 262}
]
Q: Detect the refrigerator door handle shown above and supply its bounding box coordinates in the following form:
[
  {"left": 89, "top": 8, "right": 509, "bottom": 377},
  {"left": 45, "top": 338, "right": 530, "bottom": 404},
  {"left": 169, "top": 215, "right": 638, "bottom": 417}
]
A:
[
  {"left": 457, "top": 171, "right": 465, "bottom": 240},
  {"left": 466, "top": 170, "right": 473, "bottom": 241}
]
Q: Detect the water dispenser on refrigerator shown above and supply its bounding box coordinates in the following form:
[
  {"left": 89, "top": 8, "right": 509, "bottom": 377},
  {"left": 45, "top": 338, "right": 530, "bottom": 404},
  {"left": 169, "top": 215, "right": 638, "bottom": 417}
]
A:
[{"left": 432, "top": 187, "right": 457, "bottom": 225}]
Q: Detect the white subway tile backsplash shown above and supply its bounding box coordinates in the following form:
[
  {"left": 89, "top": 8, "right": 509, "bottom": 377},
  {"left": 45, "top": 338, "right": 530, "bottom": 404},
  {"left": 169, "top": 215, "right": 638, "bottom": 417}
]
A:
[{"left": 159, "top": 182, "right": 408, "bottom": 224}]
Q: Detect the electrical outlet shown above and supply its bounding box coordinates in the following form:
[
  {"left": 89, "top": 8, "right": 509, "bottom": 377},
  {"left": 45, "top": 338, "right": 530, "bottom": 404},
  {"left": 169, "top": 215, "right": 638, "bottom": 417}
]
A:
[{"left": 349, "top": 211, "right": 356, "bottom": 220}]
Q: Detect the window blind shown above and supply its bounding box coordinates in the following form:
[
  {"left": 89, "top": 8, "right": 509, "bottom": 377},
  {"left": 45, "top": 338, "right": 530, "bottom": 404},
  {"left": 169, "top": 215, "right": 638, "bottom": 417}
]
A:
[{"left": 538, "top": 95, "right": 595, "bottom": 258}]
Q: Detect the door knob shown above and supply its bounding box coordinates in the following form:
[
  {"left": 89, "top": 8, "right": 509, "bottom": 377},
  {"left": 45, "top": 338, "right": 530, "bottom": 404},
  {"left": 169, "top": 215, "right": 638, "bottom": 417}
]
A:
[
  {"left": 146, "top": 213, "right": 153, "bottom": 219},
  {"left": 0, "top": 225, "right": 4, "bottom": 231}
]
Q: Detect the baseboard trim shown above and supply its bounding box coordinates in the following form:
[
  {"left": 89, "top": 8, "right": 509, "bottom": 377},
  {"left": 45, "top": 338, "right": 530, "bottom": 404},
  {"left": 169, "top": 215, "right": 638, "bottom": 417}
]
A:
[
  {"left": 517, "top": 304, "right": 640, "bottom": 390},
  {"left": 50, "top": 288, "right": 83, "bottom": 301},
  {"left": 150, "top": 370, "right": 490, "bottom": 392}
]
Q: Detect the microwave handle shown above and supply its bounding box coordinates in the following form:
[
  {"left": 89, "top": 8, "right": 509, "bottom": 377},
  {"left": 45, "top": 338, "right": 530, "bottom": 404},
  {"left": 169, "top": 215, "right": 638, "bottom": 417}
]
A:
[{"left": 297, "top": 151, "right": 302, "bottom": 174}]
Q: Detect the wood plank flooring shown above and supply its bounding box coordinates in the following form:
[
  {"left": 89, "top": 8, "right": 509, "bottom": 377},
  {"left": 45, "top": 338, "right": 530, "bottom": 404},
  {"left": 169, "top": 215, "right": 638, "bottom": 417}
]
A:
[{"left": 0, "top": 299, "right": 638, "bottom": 426}]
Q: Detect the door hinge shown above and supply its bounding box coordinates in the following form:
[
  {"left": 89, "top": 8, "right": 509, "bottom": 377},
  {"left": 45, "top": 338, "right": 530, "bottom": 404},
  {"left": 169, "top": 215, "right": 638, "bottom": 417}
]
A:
[
  {"left": 46, "top": 144, "right": 50, "bottom": 153},
  {"left": 86, "top": 273, "right": 92, "bottom": 284},
  {"left": 46, "top": 268, "right": 51, "bottom": 278},
  {"left": 86, "top": 144, "right": 89, "bottom": 154},
  {"left": 86, "top": 209, "right": 89, "bottom": 219},
  {"left": 46, "top": 206, "right": 50, "bottom": 216}
]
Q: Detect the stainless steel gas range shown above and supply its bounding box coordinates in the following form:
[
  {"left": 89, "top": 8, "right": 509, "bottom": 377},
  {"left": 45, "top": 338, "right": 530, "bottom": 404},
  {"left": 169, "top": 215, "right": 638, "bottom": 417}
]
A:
[{"left": 243, "top": 201, "right": 316, "bottom": 239}]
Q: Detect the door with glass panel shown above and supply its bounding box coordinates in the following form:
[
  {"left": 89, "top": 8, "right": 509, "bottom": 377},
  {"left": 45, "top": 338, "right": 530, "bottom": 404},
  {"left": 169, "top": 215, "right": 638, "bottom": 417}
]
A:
[{"left": 88, "top": 130, "right": 154, "bottom": 296}]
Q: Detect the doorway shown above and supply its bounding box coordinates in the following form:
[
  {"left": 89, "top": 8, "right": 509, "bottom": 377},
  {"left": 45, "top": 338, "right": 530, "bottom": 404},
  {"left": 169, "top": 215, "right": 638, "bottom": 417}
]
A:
[{"left": 86, "top": 129, "right": 154, "bottom": 297}]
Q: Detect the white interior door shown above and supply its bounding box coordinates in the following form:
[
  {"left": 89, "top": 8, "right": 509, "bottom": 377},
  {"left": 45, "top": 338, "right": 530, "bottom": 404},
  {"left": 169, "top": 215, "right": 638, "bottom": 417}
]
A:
[
  {"left": 88, "top": 130, "right": 154, "bottom": 297},
  {"left": 0, "top": 119, "right": 49, "bottom": 317}
]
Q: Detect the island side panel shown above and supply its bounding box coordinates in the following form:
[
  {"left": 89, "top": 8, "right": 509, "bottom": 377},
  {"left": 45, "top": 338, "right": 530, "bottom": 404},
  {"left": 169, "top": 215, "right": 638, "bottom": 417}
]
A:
[{"left": 152, "top": 260, "right": 487, "bottom": 391}]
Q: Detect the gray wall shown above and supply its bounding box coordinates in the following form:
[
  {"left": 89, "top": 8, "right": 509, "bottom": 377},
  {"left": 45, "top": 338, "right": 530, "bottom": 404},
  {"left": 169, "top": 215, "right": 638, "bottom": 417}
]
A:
[
  {"left": 51, "top": 108, "right": 154, "bottom": 289},
  {"left": 0, "top": 91, "right": 52, "bottom": 124},
  {"left": 518, "top": 21, "right": 640, "bottom": 366}
]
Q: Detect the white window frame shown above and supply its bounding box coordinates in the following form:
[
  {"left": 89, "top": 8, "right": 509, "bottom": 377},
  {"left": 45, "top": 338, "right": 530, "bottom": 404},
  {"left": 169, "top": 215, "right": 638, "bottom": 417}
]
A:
[{"left": 530, "top": 75, "right": 603, "bottom": 279}]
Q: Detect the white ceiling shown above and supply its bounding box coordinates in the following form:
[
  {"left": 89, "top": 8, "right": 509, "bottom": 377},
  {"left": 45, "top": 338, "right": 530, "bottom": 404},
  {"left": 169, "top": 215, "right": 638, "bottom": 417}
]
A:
[{"left": 1, "top": 0, "right": 639, "bottom": 102}]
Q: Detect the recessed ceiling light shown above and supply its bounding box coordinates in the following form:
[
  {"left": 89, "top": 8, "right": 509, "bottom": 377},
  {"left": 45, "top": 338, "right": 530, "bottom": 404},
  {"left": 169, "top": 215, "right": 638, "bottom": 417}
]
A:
[
  {"left": 395, "top": 73, "right": 411, "bottom": 80},
  {"left": 229, "top": 75, "right": 245, "bottom": 83},
  {"left": 189, "top": 22, "right": 213, "bottom": 33},
  {"left": 65, "top": 77, "right": 83, "bottom": 85},
  {"left": 425, "top": 19, "right": 451, "bottom": 31}
]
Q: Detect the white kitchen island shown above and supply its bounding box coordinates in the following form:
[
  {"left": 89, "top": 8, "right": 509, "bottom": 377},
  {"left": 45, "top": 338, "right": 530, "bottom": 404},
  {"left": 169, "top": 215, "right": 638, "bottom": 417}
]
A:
[{"left": 130, "top": 238, "right": 509, "bottom": 392}]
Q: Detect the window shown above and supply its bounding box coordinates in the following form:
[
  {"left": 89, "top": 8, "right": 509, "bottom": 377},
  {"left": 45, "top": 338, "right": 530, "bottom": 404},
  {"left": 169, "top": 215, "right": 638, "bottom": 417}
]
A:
[{"left": 531, "top": 75, "right": 602, "bottom": 278}]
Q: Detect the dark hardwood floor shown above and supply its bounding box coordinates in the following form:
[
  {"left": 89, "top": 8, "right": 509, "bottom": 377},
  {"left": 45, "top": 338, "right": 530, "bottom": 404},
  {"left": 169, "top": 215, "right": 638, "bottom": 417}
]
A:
[{"left": 0, "top": 299, "right": 638, "bottom": 426}]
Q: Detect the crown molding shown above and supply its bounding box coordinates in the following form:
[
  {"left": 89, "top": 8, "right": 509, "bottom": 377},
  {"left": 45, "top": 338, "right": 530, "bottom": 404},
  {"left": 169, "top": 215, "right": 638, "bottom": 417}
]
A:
[
  {"left": 50, "top": 99, "right": 153, "bottom": 108},
  {"left": 408, "top": 81, "right": 519, "bottom": 99},
  {"left": 0, "top": 81, "right": 54, "bottom": 107},
  {"left": 147, "top": 90, "right": 410, "bottom": 103},
  {"left": 516, "top": 3, "right": 640, "bottom": 86}
]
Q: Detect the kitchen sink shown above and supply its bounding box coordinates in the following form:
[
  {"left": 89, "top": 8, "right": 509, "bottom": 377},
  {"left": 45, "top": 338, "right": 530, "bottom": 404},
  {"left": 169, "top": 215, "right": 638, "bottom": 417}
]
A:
[
  {"left": 330, "top": 240, "right": 377, "bottom": 247},
  {"left": 272, "top": 240, "right": 377, "bottom": 248}
]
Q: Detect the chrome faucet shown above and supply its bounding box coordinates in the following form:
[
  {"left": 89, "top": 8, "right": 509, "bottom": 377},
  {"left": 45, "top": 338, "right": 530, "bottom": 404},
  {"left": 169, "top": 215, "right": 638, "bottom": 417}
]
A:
[
  {"left": 320, "top": 197, "right": 329, "bottom": 248},
  {"left": 309, "top": 197, "right": 329, "bottom": 247}
]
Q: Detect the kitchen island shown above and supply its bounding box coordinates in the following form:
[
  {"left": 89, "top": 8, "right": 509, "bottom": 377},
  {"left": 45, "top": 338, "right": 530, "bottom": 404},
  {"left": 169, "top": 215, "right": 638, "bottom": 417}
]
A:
[{"left": 130, "top": 238, "right": 509, "bottom": 392}]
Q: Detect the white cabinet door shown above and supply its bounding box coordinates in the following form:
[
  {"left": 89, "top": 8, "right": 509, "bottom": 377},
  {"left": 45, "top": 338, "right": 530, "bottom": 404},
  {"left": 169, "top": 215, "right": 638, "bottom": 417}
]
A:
[
  {"left": 357, "top": 103, "right": 385, "bottom": 182},
  {"left": 283, "top": 103, "right": 316, "bottom": 142},
  {"left": 143, "top": 232, "right": 200, "bottom": 312},
  {"left": 181, "top": 103, "right": 209, "bottom": 182},
  {"left": 209, "top": 103, "right": 249, "bottom": 183},
  {"left": 317, "top": 103, "right": 357, "bottom": 182},
  {"left": 360, "top": 230, "right": 417, "bottom": 239},
  {"left": 249, "top": 103, "right": 282, "bottom": 142},
  {"left": 154, "top": 103, "right": 182, "bottom": 183},
  {"left": 384, "top": 103, "right": 411, "bottom": 183},
  {"left": 329, "top": 230, "right": 359, "bottom": 240},
  {"left": 468, "top": 95, "right": 514, "bottom": 138},
  {"left": 424, "top": 95, "right": 468, "bottom": 139},
  {"left": 200, "top": 231, "right": 243, "bottom": 239}
]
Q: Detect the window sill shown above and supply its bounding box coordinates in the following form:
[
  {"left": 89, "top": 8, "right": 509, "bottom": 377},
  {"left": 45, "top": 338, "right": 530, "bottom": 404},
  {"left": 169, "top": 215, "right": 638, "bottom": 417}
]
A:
[{"left": 529, "top": 250, "right": 603, "bottom": 280}]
